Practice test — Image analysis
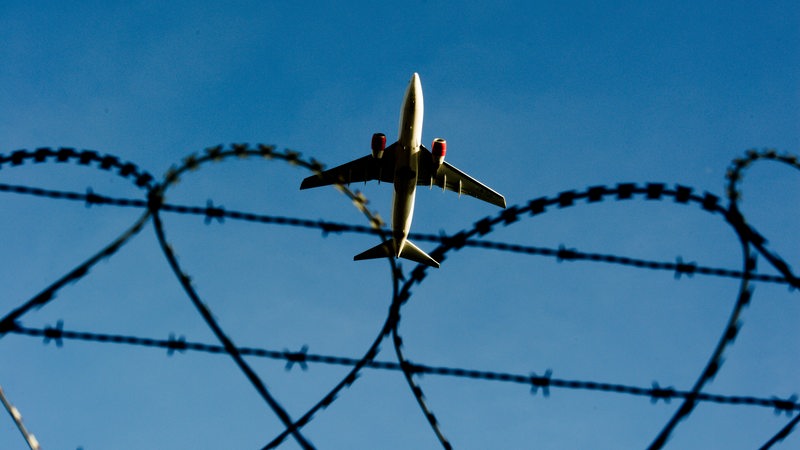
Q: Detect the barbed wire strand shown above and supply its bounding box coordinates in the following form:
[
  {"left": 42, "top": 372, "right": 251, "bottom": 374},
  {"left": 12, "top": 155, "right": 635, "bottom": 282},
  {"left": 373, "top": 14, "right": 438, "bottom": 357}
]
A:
[
  {"left": 726, "top": 149, "right": 800, "bottom": 288},
  {"left": 0, "top": 181, "right": 792, "bottom": 286},
  {"left": 144, "top": 144, "right": 406, "bottom": 450},
  {"left": 250, "top": 148, "right": 402, "bottom": 450},
  {"left": 0, "top": 145, "right": 796, "bottom": 449},
  {"left": 9, "top": 323, "right": 797, "bottom": 414},
  {"left": 726, "top": 149, "right": 800, "bottom": 449},
  {"left": 761, "top": 414, "right": 800, "bottom": 450},
  {"left": 388, "top": 178, "right": 793, "bottom": 449},
  {"left": 150, "top": 145, "right": 346, "bottom": 449},
  {"left": 647, "top": 227, "right": 754, "bottom": 449},
  {"left": 259, "top": 279, "right": 402, "bottom": 450},
  {"left": 0, "top": 385, "right": 41, "bottom": 450},
  {"left": 0, "top": 148, "right": 155, "bottom": 336}
]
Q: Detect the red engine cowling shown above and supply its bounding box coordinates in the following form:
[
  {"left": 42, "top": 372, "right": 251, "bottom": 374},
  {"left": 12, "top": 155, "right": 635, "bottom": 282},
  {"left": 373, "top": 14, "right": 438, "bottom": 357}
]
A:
[
  {"left": 431, "top": 138, "right": 446, "bottom": 166},
  {"left": 371, "top": 133, "right": 386, "bottom": 159}
]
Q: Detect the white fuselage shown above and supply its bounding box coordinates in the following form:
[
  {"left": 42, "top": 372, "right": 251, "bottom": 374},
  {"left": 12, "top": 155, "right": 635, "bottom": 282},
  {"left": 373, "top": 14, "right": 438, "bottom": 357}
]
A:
[{"left": 391, "top": 73, "right": 424, "bottom": 257}]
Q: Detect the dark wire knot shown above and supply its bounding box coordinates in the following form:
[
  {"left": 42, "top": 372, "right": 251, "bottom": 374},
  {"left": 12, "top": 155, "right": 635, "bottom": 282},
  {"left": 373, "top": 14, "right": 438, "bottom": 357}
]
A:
[
  {"left": 530, "top": 369, "right": 552, "bottom": 397},
  {"left": 285, "top": 345, "right": 309, "bottom": 371},
  {"left": 43, "top": 320, "right": 64, "bottom": 347}
]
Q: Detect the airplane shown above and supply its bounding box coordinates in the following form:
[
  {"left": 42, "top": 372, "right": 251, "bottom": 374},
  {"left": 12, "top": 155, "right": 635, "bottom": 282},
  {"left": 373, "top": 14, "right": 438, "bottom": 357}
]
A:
[{"left": 300, "top": 73, "right": 506, "bottom": 268}]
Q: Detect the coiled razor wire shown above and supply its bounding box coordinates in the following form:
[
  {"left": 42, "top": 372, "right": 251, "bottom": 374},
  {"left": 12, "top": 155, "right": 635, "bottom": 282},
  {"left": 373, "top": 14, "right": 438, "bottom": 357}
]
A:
[{"left": 0, "top": 144, "right": 797, "bottom": 449}]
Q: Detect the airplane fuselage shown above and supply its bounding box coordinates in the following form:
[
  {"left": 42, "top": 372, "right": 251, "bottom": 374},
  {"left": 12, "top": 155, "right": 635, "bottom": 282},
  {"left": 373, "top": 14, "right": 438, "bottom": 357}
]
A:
[
  {"left": 391, "top": 73, "right": 424, "bottom": 257},
  {"left": 300, "top": 72, "right": 505, "bottom": 268}
]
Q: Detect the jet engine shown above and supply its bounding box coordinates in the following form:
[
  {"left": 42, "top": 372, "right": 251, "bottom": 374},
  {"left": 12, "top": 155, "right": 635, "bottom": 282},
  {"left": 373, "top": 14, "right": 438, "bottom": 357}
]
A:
[
  {"left": 371, "top": 133, "right": 386, "bottom": 159},
  {"left": 431, "top": 138, "right": 446, "bottom": 166}
]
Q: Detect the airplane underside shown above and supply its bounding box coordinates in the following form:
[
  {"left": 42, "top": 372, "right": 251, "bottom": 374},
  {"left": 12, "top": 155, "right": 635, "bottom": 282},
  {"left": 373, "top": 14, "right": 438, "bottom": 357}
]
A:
[{"left": 300, "top": 73, "right": 505, "bottom": 269}]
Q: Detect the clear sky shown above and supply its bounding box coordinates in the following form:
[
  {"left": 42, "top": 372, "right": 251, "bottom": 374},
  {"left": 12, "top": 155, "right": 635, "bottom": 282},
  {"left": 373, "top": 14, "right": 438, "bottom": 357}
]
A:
[{"left": 1, "top": 1, "right": 798, "bottom": 449}]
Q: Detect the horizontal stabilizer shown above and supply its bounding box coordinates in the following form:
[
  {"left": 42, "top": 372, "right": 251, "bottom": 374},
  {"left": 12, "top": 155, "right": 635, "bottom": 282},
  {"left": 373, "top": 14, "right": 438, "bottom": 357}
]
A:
[
  {"left": 354, "top": 239, "right": 440, "bottom": 268},
  {"left": 353, "top": 240, "right": 394, "bottom": 261}
]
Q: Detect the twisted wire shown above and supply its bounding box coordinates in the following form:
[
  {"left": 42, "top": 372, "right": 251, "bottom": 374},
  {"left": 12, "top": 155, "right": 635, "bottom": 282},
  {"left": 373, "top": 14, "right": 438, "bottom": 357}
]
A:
[
  {"left": 0, "top": 145, "right": 796, "bottom": 449},
  {"left": 0, "top": 181, "right": 792, "bottom": 285},
  {"left": 726, "top": 149, "right": 800, "bottom": 449},
  {"left": 149, "top": 144, "right": 394, "bottom": 449},
  {"left": 0, "top": 385, "right": 40, "bottom": 450},
  {"left": 8, "top": 323, "right": 798, "bottom": 414},
  {"left": 389, "top": 176, "right": 795, "bottom": 450},
  {"left": 0, "top": 148, "right": 154, "bottom": 335},
  {"left": 725, "top": 149, "right": 800, "bottom": 287}
]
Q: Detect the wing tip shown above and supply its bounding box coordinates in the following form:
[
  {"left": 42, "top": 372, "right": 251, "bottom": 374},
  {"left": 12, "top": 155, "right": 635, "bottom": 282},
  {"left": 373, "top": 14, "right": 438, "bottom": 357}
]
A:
[
  {"left": 300, "top": 173, "right": 330, "bottom": 190},
  {"left": 299, "top": 177, "right": 313, "bottom": 190}
]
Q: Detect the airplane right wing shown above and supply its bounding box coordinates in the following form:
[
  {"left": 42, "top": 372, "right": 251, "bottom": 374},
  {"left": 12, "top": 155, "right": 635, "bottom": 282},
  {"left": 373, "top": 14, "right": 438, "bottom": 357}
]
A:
[
  {"left": 417, "top": 145, "right": 506, "bottom": 208},
  {"left": 300, "top": 143, "right": 397, "bottom": 189}
]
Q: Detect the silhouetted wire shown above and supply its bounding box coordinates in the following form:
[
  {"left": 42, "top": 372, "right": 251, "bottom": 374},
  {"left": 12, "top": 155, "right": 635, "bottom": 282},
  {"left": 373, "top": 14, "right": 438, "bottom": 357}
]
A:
[
  {"left": 135, "top": 144, "right": 405, "bottom": 450},
  {"left": 0, "top": 148, "right": 154, "bottom": 335},
  {"left": 0, "top": 181, "right": 792, "bottom": 286},
  {"left": 386, "top": 173, "right": 796, "bottom": 449},
  {"left": 647, "top": 227, "right": 754, "bottom": 449},
  {"left": 11, "top": 323, "right": 797, "bottom": 412},
  {"left": 0, "top": 145, "right": 797, "bottom": 449},
  {"left": 726, "top": 149, "right": 800, "bottom": 449},
  {"left": 153, "top": 192, "right": 317, "bottom": 448},
  {"left": 254, "top": 166, "right": 400, "bottom": 448},
  {"left": 0, "top": 385, "right": 40, "bottom": 450},
  {"left": 391, "top": 281, "right": 453, "bottom": 449},
  {"left": 260, "top": 271, "right": 403, "bottom": 449},
  {"left": 647, "top": 148, "right": 800, "bottom": 448},
  {"left": 150, "top": 144, "right": 399, "bottom": 449},
  {"left": 726, "top": 150, "right": 800, "bottom": 288},
  {"left": 761, "top": 414, "right": 800, "bottom": 450}
]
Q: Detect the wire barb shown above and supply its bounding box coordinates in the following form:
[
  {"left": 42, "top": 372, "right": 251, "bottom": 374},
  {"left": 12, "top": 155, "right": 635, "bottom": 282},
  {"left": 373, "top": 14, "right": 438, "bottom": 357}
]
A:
[
  {"left": 530, "top": 370, "right": 553, "bottom": 397},
  {"left": 284, "top": 345, "right": 310, "bottom": 371},
  {"left": 0, "top": 144, "right": 798, "bottom": 449}
]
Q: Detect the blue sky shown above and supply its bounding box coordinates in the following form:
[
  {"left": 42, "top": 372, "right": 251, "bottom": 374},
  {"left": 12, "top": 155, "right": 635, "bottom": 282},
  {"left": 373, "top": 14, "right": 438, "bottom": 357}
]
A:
[{"left": 1, "top": 1, "right": 798, "bottom": 449}]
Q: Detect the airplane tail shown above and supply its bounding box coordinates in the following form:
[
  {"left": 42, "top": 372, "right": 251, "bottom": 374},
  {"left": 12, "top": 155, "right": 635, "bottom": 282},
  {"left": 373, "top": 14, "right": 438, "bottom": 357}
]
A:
[{"left": 354, "top": 239, "right": 440, "bottom": 268}]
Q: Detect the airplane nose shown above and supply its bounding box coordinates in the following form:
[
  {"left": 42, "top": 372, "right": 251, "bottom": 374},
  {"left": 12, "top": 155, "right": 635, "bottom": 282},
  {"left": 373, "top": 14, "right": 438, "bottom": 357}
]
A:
[
  {"left": 411, "top": 72, "right": 420, "bottom": 90},
  {"left": 407, "top": 73, "right": 422, "bottom": 100}
]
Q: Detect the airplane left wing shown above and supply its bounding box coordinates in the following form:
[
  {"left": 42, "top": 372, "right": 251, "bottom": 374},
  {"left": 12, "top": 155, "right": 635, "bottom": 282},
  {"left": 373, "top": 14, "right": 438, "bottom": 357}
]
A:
[
  {"left": 417, "top": 145, "right": 506, "bottom": 208},
  {"left": 300, "top": 144, "right": 397, "bottom": 189}
]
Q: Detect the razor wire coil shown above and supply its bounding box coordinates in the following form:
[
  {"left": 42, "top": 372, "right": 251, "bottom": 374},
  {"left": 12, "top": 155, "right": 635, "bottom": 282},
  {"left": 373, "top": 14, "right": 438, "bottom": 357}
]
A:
[{"left": 0, "top": 144, "right": 797, "bottom": 449}]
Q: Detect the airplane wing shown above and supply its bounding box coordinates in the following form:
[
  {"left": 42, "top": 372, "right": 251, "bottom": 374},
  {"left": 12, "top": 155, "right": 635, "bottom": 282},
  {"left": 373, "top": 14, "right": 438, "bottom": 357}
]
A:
[
  {"left": 300, "top": 143, "right": 397, "bottom": 189},
  {"left": 417, "top": 145, "right": 506, "bottom": 208}
]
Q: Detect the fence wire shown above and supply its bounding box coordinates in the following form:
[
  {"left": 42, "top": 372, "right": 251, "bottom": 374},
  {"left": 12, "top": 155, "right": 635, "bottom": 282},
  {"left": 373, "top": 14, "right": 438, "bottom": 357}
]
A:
[{"left": 0, "top": 144, "right": 797, "bottom": 449}]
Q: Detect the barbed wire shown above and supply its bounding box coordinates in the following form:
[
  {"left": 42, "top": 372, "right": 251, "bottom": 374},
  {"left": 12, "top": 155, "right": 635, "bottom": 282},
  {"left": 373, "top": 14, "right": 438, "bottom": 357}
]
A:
[
  {"left": 150, "top": 144, "right": 400, "bottom": 450},
  {"left": 7, "top": 323, "right": 798, "bottom": 413},
  {"left": 0, "top": 181, "right": 792, "bottom": 286},
  {"left": 725, "top": 149, "right": 800, "bottom": 449},
  {"left": 0, "top": 148, "right": 155, "bottom": 336},
  {"left": 761, "top": 414, "right": 800, "bottom": 450},
  {"left": 0, "top": 144, "right": 796, "bottom": 449},
  {"left": 371, "top": 149, "right": 797, "bottom": 450},
  {"left": 0, "top": 385, "right": 40, "bottom": 450}
]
